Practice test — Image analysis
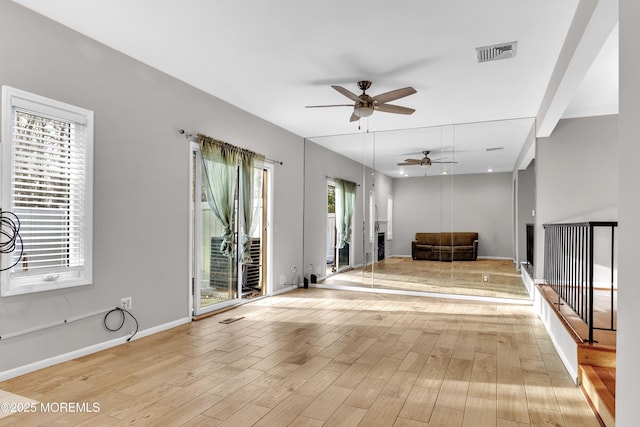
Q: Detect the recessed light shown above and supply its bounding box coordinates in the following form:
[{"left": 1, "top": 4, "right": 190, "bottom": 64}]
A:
[
  {"left": 441, "top": 171, "right": 448, "bottom": 175},
  {"left": 488, "top": 168, "right": 493, "bottom": 173}
]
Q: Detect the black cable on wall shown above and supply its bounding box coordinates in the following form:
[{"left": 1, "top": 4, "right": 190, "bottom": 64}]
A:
[
  {"left": 0, "top": 210, "right": 23, "bottom": 271},
  {"left": 104, "top": 307, "right": 139, "bottom": 342}
]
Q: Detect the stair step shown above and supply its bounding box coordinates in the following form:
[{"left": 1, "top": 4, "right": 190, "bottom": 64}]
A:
[
  {"left": 592, "top": 365, "right": 616, "bottom": 398},
  {"left": 578, "top": 343, "right": 616, "bottom": 368},
  {"left": 580, "top": 364, "right": 615, "bottom": 427}
]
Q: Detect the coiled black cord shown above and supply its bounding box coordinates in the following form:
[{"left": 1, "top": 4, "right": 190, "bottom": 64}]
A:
[
  {"left": 0, "top": 210, "right": 23, "bottom": 271},
  {"left": 104, "top": 307, "right": 139, "bottom": 342}
]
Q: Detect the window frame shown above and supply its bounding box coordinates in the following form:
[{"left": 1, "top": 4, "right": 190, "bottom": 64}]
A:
[
  {"left": 1, "top": 86, "right": 93, "bottom": 296},
  {"left": 369, "top": 190, "right": 375, "bottom": 243},
  {"left": 387, "top": 195, "right": 393, "bottom": 240}
]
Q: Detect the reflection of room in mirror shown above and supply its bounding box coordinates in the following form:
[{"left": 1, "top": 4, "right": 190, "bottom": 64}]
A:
[
  {"left": 304, "top": 118, "right": 535, "bottom": 302},
  {"left": 320, "top": 258, "right": 530, "bottom": 300}
]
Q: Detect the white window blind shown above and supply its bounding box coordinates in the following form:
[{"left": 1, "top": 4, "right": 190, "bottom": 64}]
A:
[{"left": 1, "top": 86, "right": 93, "bottom": 296}]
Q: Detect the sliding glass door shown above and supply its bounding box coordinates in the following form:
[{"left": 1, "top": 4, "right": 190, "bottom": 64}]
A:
[
  {"left": 326, "top": 179, "right": 354, "bottom": 274},
  {"left": 191, "top": 145, "right": 271, "bottom": 316},
  {"left": 192, "top": 148, "right": 239, "bottom": 313},
  {"left": 241, "top": 167, "right": 269, "bottom": 300}
]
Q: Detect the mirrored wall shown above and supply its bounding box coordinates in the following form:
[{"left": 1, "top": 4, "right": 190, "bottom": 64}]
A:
[{"left": 303, "top": 118, "right": 535, "bottom": 301}]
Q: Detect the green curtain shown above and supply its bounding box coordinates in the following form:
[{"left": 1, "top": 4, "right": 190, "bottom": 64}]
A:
[
  {"left": 334, "top": 180, "right": 345, "bottom": 249},
  {"left": 239, "top": 150, "right": 265, "bottom": 262},
  {"left": 335, "top": 179, "right": 357, "bottom": 249},
  {"left": 199, "top": 135, "right": 239, "bottom": 259},
  {"left": 199, "top": 134, "right": 265, "bottom": 262},
  {"left": 342, "top": 180, "right": 356, "bottom": 246}
]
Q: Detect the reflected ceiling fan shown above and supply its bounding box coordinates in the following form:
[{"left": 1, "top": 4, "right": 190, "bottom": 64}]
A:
[
  {"left": 397, "top": 150, "right": 458, "bottom": 167},
  {"left": 306, "top": 80, "right": 416, "bottom": 122}
]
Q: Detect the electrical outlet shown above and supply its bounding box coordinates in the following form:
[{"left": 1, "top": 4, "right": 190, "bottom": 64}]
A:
[
  {"left": 482, "top": 274, "right": 489, "bottom": 283},
  {"left": 121, "top": 297, "right": 132, "bottom": 310}
]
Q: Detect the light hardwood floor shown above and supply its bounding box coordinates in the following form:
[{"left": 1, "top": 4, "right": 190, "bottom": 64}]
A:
[
  {"left": 0, "top": 288, "right": 599, "bottom": 426},
  {"left": 321, "top": 258, "right": 531, "bottom": 301}
]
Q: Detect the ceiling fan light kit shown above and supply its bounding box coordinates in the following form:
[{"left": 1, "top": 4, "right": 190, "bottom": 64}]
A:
[
  {"left": 307, "top": 80, "right": 416, "bottom": 122},
  {"left": 354, "top": 104, "right": 374, "bottom": 118}
]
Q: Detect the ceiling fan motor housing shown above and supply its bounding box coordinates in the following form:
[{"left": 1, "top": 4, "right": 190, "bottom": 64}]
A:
[{"left": 354, "top": 95, "right": 374, "bottom": 117}]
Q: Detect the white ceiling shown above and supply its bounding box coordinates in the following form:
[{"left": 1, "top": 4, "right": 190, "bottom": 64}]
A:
[{"left": 13, "top": 0, "right": 618, "bottom": 177}]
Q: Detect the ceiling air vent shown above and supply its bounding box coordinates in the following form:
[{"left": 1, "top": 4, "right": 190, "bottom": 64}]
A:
[{"left": 476, "top": 41, "right": 517, "bottom": 63}]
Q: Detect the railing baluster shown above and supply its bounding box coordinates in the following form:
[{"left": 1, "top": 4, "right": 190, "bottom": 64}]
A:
[
  {"left": 543, "top": 221, "right": 617, "bottom": 343},
  {"left": 610, "top": 225, "right": 615, "bottom": 331},
  {"left": 558, "top": 228, "right": 567, "bottom": 299},
  {"left": 583, "top": 225, "right": 587, "bottom": 323},
  {"left": 569, "top": 226, "right": 578, "bottom": 307},
  {"left": 588, "top": 223, "right": 594, "bottom": 343},
  {"left": 581, "top": 225, "right": 585, "bottom": 322}
]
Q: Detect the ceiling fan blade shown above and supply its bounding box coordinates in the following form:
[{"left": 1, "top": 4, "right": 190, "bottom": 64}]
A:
[
  {"left": 305, "top": 104, "right": 354, "bottom": 108},
  {"left": 431, "top": 160, "right": 458, "bottom": 164},
  {"left": 349, "top": 112, "right": 360, "bottom": 122},
  {"left": 372, "top": 87, "right": 416, "bottom": 104},
  {"left": 397, "top": 162, "right": 416, "bottom": 166},
  {"left": 403, "top": 159, "right": 421, "bottom": 163},
  {"left": 332, "top": 85, "right": 361, "bottom": 102},
  {"left": 375, "top": 103, "right": 416, "bottom": 115}
]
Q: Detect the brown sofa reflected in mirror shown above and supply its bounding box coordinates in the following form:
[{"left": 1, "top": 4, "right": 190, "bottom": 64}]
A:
[{"left": 412, "top": 232, "right": 479, "bottom": 261}]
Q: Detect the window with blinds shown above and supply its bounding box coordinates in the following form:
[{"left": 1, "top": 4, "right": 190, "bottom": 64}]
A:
[{"left": 1, "top": 86, "right": 93, "bottom": 296}]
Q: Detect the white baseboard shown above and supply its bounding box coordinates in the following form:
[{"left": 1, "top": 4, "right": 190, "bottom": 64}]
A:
[
  {"left": 533, "top": 286, "right": 579, "bottom": 384},
  {"left": 0, "top": 317, "right": 190, "bottom": 382},
  {"left": 519, "top": 263, "right": 535, "bottom": 299},
  {"left": 477, "top": 256, "right": 515, "bottom": 261},
  {"left": 271, "top": 285, "right": 299, "bottom": 296},
  {"left": 520, "top": 266, "right": 578, "bottom": 382}
]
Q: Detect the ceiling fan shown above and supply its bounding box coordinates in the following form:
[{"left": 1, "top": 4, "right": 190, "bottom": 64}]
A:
[
  {"left": 306, "top": 80, "right": 416, "bottom": 122},
  {"left": 397, "top": 150, "right": 458, "bottom": 167}
]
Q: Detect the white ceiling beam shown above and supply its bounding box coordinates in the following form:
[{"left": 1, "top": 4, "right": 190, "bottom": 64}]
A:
[
  {"left": 536, "top": 0, "right": 618, "bottom": 138},
  {"left": 515, "top": 120, "right": 536, "bottom": 171}
]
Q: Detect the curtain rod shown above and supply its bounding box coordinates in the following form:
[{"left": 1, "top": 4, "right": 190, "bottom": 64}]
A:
[{"left": 178, "top": 129, "right": 283, "bottom": 165}]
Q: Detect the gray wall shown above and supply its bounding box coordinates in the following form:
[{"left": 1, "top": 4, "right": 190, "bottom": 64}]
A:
[
  {"left": 0, "top": 2, "right": 304, "bottom": 373},
  {"left": 391, "top": 172, "right": 514, "bottom": 258},
  {"left": 517, "top": 160, "right": 536, "bottom": 267},
  {"left": 534, "top": 115, "right": 618, "bottom": 280},
  {"left": 303, "top": 140, "right": 385, "bottom": 279},
  {"left": 373, "top": 170, "right": 395, "bottom": 260},
  {"left": 618, "top": 1, "right": 640, "bottom": 422}
]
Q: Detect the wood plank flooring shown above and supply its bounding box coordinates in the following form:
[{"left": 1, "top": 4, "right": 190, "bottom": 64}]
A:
[
  {"left": 321, "top": 258, "right": 530, "bottom": 300},
  {"left": 0, "top": 288, "right": 599, "bottom": 426}
]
